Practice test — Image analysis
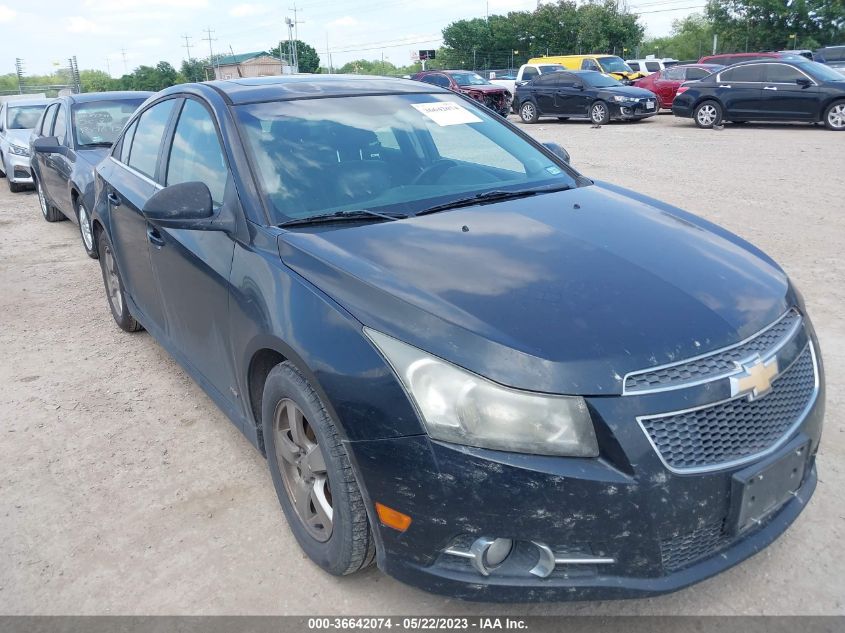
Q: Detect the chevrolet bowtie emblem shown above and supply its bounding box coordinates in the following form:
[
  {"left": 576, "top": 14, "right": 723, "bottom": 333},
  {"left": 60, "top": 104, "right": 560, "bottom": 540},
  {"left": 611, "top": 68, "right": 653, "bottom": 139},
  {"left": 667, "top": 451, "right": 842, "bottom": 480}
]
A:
[{"left": 730, "top": 355, "right": 779, "bottom": 401}]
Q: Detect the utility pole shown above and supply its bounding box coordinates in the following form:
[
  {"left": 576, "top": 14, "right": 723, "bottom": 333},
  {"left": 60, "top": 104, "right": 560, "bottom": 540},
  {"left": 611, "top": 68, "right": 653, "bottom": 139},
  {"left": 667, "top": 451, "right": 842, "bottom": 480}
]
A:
[
  {"left": 325, "top": 32, "right": 331, "bottom": 73},
  {"left": 182, "top": 34, "right": 194, "bottom": 60},
  {"left": 202, "top": 27, "right": 218, "bottom": 80},
  {"left": 288, "top": 4, "right": 305, "bottom": 72},
  {"left": 120, "top": 48, "right": 128, "bottom": 74},
  {"left": 285, "top": 17, "right": 298, "bottom": 72},
  {"left": 15, "top": 58, "right": 24, "bottom": 94},
  {"left": 105, "top": 56, "right": 111, "bottom": 77}
]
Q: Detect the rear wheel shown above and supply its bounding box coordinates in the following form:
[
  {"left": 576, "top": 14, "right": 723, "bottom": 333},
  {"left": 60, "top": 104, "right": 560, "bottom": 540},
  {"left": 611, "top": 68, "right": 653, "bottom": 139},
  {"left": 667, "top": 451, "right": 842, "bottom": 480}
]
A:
[
  {"left": 97, "top": 230, "right": 142, "bottom": 332},
  {"left": 823, "top": 100, "right": 845, "bottom": 131},
  {"left": 263, "top": 361, "right": 375, "bottom": 576},
  {"left": 590, "top": 101, "right": 610, "bottom": 125},
  {"left": 36, "top": 178, "right": 64, "bottom": 222},
  {"left": 519, "top": 100, "right": 539, "bottom": 123},
  {"left": 694, "top": 100, "right": 722, "bottom": 128}
]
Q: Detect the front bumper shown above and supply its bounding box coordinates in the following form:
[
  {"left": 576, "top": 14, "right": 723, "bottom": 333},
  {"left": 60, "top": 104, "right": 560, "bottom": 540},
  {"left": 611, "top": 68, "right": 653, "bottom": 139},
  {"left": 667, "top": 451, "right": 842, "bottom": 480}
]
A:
[
  {"left": 4, "top": 152, "right": 33, "bottom": 184},
  {"left": 611, "top": 101, "right": 658, "bottom": 120},
  {"left": 349, "top": 335, "right": 824, "bottom": 601}
]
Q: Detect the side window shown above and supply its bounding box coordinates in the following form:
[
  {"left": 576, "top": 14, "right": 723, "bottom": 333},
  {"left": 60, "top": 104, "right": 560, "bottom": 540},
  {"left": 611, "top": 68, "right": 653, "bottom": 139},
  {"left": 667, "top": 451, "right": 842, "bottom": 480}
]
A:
[
  {"left": 581, "top": 59, "right": 600, "bottom": 71},
  {"left": 522, "top": 67, "right": 538, "bottom": 81},
  {"left": 685, "top": 67, "right": 709, "bottom": 80},
  {"left": 766, "top": 64, "right": 807, "bottom": 83},
  {"left": 52, "top": 105, "right": 67, "bottom": 144},
  {"left": 645, "top": 61, "right": 661, "bottom": 72},
  {"left": 166, "top": 100, "right": 228, "bottom": 206},
  {"left": 119, "top": 119, "right": 138, "bottom": 163},
  {"left": 720, "top": 64, "right": 765, "bottom": 82},
  {"left": 664, "top": 66, "right": 687, "bottom": 80},
  {"left": 40, "top": 104, "right": 57, "bottom": 135},
  {"left": 433, "top": 74, "right": 451, "bottom": 88},
  {"left": 628, "top": 62, "right": 640, "bottom": 71},
  {"left": 128, "top": 100, "right": 176, "bottom": 181}
]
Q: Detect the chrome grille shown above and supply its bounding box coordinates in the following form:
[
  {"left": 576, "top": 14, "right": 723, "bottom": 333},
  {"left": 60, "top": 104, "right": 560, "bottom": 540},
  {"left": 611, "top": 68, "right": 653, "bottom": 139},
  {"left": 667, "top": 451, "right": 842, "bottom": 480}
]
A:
[
  {"left": 624, "top": 309, "right": 802, "bottom": 394},
  {"left": 660, "top": 520, "right": 728, "bottom": 572},
  {"left": 638, "top": 344, "right": 817, "bottom": 472}
]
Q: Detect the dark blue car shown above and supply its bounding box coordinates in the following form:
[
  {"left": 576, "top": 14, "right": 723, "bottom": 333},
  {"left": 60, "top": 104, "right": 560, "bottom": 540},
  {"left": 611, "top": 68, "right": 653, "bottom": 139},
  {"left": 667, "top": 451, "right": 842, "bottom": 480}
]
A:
[{"left": 90, "top": 75, "right": 824, "bottom": 601}]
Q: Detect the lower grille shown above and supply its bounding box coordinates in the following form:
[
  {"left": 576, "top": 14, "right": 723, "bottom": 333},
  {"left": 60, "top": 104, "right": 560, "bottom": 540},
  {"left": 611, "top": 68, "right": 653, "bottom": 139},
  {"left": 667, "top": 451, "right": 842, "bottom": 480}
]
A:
[
  {"left": 660, "top": 520, "right": 729, "bottom": 572},
  {"left": 639, "top": 343, "right": 817, "bottom": 472}
]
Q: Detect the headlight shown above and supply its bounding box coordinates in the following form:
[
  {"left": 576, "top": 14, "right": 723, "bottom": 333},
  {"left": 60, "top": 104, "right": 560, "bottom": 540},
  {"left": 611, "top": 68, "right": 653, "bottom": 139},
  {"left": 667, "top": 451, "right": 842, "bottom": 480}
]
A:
[
  {"left": 612, "top": 95, "right": 637, "bottom": 103},
  {"left": 9, "top": 144, "right": 29, "bottom": 157},
  {"left": 365, "top": 329, "right": 599, "bottom": 457}
]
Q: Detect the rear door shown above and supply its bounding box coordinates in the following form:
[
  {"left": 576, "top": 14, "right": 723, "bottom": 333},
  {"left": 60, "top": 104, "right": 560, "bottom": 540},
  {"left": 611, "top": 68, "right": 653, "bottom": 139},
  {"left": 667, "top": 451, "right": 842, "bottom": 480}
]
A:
[
  {"left": 106, "top": 98, "right": 179, "bottom": 333},
  {"left": 714, "top": 64, "right": 766, "bottom": 118},
  {"left": 655, "top": 66, "right": 685, "bottom": 107},
  {"left": 760, "top": 63, "right": 820, "bottom": 120},
  {"left": 147, "top": 97, "right": 238, "bottom": 403},
  {"left": 531, "top": 74, "right": 559, "bottom": 113}
]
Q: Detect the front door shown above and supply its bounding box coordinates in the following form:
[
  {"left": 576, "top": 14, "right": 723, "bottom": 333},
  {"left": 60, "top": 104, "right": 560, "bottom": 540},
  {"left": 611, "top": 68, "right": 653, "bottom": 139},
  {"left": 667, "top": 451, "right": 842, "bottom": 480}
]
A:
[
  {"left": 759, "top": 63, "right": 821, "bottom": 120},
  {"left": 553, "top": 74, "right": 590, "bottom": 116},
  {"left": 40, "top": 103, "right": 70, "bottom": 208},
  {"left": 147, "top": 98, "right": 238, "bottom": 404}
]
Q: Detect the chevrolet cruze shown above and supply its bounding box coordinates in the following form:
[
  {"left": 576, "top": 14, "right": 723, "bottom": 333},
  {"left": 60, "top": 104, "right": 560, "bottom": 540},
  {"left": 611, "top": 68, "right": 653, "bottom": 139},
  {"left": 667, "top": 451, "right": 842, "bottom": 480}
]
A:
[{"left": 90, "top": 75, "right": 824, "bottom": 601}]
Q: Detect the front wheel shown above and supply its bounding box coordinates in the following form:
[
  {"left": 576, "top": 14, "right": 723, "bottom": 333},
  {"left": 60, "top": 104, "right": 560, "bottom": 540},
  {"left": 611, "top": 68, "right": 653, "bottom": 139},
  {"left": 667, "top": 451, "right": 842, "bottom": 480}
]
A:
[
  {"left": 263, "top": 361, "right": 375, "bottom": 576},
  {"left": 823, "top": 100, "right": 845, "bottom": 131},
  {"left": 590, "top": 101, "right": 610, "bottom": 125},
  {"left": 519, "top": 101, "right": 539, "bottom": 123},
  {"left": 694, "top": 100, "right": 723, "bottom": 128},
  {"left": 76, "top": 199, "right": 98, "bottom": 259},
  {"left": 8, "top": 179, "right": 25, "bottom": 193},
  {"left": 36, "top": 178, "right": 64, "bottom": 222},
  {"left": 97, "top": 230, "right": 142, "bottom": 332}
]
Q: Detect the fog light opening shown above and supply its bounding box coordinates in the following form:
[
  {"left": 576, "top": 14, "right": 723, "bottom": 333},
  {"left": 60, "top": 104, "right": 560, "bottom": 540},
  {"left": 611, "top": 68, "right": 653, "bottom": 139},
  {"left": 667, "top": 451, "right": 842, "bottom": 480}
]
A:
[{"left": 468, "top": 536, "right": 513, "bottom": 576}]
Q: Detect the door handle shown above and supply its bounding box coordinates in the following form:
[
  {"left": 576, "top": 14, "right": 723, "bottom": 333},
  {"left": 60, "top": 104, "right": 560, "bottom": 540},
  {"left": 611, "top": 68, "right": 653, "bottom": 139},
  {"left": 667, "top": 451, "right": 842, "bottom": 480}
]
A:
[
  {"left": 146, "top": 226, "right": 165, "bottom": 248},
  {"left": 763, "top": 86, "right": 778, "bottom": 91},
  {"left": 720, "top": 84, "right": 732, "bottom": 89},
  {"left": 107, "top": 192, "right": 121, "bottom": 207}
]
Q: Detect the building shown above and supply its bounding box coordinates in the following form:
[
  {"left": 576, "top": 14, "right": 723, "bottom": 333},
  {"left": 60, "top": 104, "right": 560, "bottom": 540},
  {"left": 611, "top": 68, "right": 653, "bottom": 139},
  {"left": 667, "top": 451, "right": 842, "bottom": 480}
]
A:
[{"left": 210, "top": 52, "right": 288, "bottom": 80}]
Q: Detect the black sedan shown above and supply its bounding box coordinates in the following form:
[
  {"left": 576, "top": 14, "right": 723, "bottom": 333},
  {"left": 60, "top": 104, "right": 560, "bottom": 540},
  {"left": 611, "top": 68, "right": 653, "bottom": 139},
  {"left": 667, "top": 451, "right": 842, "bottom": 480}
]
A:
[
  {"left": 29, "top": 91, "right": 152, "bottom": 257},
  {"left": 672, "top": 59, "right": 845, "bottom": 130},
  {"left": 516, "top": 70, "right": 659, "bottom": 124},
  {"left": 90, "top": 76, "right": 822, "bottom": 601}
]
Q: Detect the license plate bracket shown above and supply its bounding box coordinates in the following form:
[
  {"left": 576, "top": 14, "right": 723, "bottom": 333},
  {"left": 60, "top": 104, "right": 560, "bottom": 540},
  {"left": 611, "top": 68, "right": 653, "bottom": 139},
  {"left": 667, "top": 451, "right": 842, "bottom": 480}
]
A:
[
  {"left": 727, "top": 436, "right": 809, "bottom": 536},
  {"left": 646, "top": 100, "right": 655, "bottom": 109}
]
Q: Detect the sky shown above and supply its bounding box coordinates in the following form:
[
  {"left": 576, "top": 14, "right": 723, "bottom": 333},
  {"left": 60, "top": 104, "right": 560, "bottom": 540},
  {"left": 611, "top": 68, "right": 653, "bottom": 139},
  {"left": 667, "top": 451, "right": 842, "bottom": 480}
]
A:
[{"left": 0, "top": 0, "right": 704, "bottom": 77}]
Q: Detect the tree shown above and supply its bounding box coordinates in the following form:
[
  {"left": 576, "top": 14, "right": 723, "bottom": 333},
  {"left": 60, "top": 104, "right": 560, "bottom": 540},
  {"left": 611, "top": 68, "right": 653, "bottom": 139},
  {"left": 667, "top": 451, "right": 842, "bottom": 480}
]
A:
[
  {"left": 80, "top": 69, "right": 117, "bottom": 93},
  {"left": 269, "top": 40, "right": 321, "bottom": 73},
  {"left": 641, "top": 14, "right": 716, "bottom": 61},
  {"left": 180, "top": 58, "right": 207, "bottom": 83}
]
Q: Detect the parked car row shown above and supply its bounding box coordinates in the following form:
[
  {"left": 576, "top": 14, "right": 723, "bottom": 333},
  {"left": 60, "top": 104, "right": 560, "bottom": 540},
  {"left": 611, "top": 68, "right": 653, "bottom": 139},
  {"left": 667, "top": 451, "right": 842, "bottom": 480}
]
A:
[{"left": 12, "top": 73, "right": 826, "bottom": 603}]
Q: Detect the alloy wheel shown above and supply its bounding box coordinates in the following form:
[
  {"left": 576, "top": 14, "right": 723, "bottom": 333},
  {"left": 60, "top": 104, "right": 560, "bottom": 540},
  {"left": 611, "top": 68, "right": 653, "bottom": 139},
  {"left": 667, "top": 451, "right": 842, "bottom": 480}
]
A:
[
  {"left": 273, "top": 398, "right": 333, "bottom": 542},
  {"left": 697, "top": 104, "right": 718, "bottom": 127},
  {"left": 591, "top": 103, "right": 606, "bottom": 123},
  {"left": 78, "top": 203, "right": 94, "bottom": 251},
  {"left": 102, "top": 243, "right": 123, "bottom": 315},
  {"left": 828, "top": 104, "right": 845, "bottom": 130},
  {"left": 520, "top": 103, "right": 536, "bottom": 121},
  {"left": 37, "top": 182, "right": 48, "bottom": 218}
]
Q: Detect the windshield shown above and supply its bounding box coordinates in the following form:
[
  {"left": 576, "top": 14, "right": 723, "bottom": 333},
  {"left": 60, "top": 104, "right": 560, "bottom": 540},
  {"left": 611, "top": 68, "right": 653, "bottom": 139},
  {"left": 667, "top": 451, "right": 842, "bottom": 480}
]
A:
[
  {"left": 450, "top": 72, "right": 490, "bottom": 86},
  {"left": 539, "top": 65, "right": 565, "bottom": 73},
  {"left": 72, "top": 99, "right": 146, "bottom": 148},
  {"left": 235, "top": 93, "right": 579, "bottom": 225},
  {"left": 598, "top": 56, "right": 634, "bottom": 74},
  {"left": 582, "top": 72, "right": 623, "bottom": 88},
  {"left": 802, "top": 61, "right": 845, "bottom": 82},
  {"left": 6, "top": 105, "right": 46, "bottom": 130}
]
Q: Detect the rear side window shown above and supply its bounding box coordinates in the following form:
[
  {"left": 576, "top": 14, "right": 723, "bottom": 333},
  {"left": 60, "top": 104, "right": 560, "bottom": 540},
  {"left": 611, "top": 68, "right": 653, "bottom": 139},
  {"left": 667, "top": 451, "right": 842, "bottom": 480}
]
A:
[
  {"left": 645, "top": 61, "right": 661, "bottom": 72},
  {"left": 664, "top": 66, "right": 687, "bottom": 80},
  {"left": 685, "top": 67, "right": 710, "bottom": 80},
  {"left": 52, "top": 105, "right": 67, "bottom": 144},
  {"left": 628, "top": 62, "right": 640, "bottom": 71},
  {"left": 766, "top": 64, "right": 807, "bottom": 83},
  {"left": 421, "top": 74, "right": 450, "bottom": 88},
  {"left": 720, "top": 64, "right": 765, "bottom": 82},
  {"left": 128, "top": 100, "right": 176, "bottom": 181},
  {"left": 166, "top": 100, "right": 228, "bottom": 206}
]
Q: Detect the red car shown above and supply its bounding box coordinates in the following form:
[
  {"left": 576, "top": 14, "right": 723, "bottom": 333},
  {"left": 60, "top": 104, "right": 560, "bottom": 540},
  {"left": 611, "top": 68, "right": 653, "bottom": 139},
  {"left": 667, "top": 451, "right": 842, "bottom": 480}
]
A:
[
  {"left": 634, "top": 64, "right": 724, "bottom": 109},
  {"left": 411, "top": 70, "right": 511, "bottom": 116},
  {"left": 698, "top": 51, "right": 806, "bottom": 65}
]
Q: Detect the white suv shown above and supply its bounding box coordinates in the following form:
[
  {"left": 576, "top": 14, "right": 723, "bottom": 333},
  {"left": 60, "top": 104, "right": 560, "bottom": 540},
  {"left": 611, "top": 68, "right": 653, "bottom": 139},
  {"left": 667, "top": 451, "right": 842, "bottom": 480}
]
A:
[{"left": 626, "top": 57, "right": 679, "bottom": 75}]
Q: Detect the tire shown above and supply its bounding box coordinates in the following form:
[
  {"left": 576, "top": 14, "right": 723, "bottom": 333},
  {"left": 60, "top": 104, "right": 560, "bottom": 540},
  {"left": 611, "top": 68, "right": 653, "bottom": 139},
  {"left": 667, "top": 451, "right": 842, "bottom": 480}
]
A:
[
  {"left": 76, "top": 198, "right": 98, "bottom": 259},
  {"left": 263, "top": 361, "right": 375, "bottom": 576},
  {"left": 519, "top": 100, "right": 539, "bottom": 124},
  {"left": 0, "top": 154, "right": 6, "bottom": 178},
  {"left": 694, "top": 100, "right": 723, "bottom": 129},
  {"left": 8, "top": 179, "right": 25, "bottom": 193},
  {"left": 36, "top": 177, "right": 65, "bottom": 222},
  {"left": 97, "top": 230, "right": 142, "bottom": 332},
  {"left": 823, "top": 100, "right": 845, "bottom": 131},
  {"left": 590, "top": 101, "right": 610, "bottom": 125}
]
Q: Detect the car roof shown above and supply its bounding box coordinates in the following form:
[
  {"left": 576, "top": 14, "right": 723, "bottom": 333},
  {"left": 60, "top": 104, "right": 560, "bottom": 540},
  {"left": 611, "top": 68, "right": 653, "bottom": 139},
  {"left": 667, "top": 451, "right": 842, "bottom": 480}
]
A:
[
  {"left": 3, "top": 98, "right": 52, "bottom": 107},
  {"left": 205, "top": 74, "right": 444, "bottom": 105},
  {"left": 65, "top": 91, "right": 154, "bottom": 104}
]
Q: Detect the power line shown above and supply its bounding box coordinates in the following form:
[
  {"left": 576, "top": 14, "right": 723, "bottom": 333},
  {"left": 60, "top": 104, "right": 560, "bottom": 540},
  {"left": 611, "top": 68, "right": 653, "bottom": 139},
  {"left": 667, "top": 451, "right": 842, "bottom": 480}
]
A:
[{"left": 120, "top": 48, "right": 128, "bottom": 74}]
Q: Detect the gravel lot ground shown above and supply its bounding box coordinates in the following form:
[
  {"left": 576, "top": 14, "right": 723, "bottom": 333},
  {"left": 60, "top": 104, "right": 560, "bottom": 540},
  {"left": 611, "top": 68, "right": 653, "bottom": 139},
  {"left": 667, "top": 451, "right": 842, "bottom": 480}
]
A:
[{"left": 1, "top": 113, "right": 843, "bottom": 616}]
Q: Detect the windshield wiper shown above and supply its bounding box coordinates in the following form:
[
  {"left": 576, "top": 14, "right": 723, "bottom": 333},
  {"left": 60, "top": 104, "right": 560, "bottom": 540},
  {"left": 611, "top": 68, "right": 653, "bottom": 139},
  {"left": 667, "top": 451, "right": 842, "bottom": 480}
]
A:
[
  {"left": 414, "top": 183, "right": 574, "bottom": 217},
  {"left": 278, "top": 208, "right": 408, "bottom": 228}
]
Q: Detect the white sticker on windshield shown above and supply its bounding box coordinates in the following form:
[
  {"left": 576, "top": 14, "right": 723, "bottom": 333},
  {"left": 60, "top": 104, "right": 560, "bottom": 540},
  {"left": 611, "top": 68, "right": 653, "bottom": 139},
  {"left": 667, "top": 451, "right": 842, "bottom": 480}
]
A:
[{"left": 412, "top": 102, "right": 483, "bottom": 126}]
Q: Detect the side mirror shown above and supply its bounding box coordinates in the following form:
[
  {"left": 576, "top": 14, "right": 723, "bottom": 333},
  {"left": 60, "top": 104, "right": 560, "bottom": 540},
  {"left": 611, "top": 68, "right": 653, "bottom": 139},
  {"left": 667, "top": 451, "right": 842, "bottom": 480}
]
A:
[
  {"left": 796, "top": 77, "right": 812, "bottom": 88},
  {"left": 32, "top": 136, "right": 65, "bottom": 154},
  {"left": 142, "top": 181, "right": 215, "bottom": 229},
  {"left": 543, "top": 142, "right": 571, "bottom": 164}
]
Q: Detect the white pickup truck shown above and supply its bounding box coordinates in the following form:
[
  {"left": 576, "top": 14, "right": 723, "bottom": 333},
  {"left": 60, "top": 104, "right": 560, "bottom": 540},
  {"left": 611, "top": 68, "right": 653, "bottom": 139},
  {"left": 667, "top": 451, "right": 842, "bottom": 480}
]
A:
[{"left": 488, "top": 63, "right": 566, "bottom": 99}]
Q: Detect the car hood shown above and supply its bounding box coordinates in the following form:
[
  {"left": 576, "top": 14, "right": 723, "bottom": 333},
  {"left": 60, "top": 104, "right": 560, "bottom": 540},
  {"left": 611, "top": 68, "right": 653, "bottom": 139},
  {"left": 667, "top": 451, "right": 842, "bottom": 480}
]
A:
[
  {"left": 277, "top": 182, "right": 792, "bottom": 395},
  {"left": 599, "top": 85, "right": 656, "bottom": 98},
  {"left": 5, "top": 129, "right": 32, "bottom": 147},
  {"left": 75, "top": 147, "right": 110, "bottom": 167}
]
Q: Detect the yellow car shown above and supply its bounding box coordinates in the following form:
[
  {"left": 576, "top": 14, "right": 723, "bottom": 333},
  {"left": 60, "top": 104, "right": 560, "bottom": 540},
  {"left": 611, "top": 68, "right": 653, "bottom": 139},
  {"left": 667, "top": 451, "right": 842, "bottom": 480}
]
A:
[{"left": 527, "top": 54, "right": 645, "bottom": 84}]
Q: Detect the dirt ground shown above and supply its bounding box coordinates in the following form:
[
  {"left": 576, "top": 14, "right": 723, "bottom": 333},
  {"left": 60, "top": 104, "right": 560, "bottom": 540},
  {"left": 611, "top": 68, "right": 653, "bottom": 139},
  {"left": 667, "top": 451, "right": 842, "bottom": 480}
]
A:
[{"left": 1, "top": 114, "right": 843, "bottom": 615}]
